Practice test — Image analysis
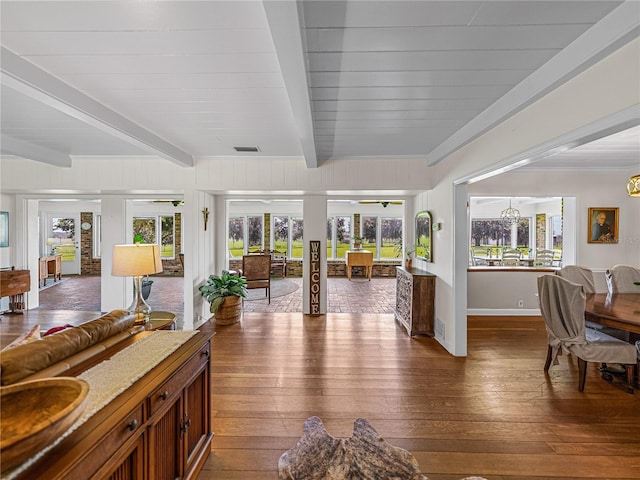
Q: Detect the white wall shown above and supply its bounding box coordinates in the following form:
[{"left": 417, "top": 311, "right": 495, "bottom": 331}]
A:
[{"left": 424, "top": 37, "right": 640, "bottom": 355}]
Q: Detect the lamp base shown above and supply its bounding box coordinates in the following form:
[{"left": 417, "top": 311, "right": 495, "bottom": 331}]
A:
[{"left": 129, "top": 276, "right": 152, "bottom": 324}]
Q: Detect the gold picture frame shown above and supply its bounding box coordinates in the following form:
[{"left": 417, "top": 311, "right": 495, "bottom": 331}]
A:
[
  {"left": 588, "top": 207, "right": 618, "bottom": 244},
  {"left": 415, "top": 211, "right": 432, "bottom": 262}
]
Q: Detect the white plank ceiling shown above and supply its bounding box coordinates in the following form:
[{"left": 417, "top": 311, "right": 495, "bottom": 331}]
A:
[{"left": 0, "top": 1, "right": 637, "bottom": 171}]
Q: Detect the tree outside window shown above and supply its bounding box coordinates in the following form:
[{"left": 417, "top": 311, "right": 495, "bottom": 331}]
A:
[
  {"left": 133, "top": 218, "right": 156, "bottom": 244},
  {"left": 361, "top": 216, "right": 378, "bottom": 257},
  {"left": 273, "top": 216, "right": 289, "bottom": 256},
  {"left": 228, "top": 217, "right": 245, "bottom": 257},
  {"left": 328, "top": 216, "right": 351, "bottom": 259},
  {"left": 133, "top": 215, "right": 175, "bottom": 259},
  {"left": 291, "top": 218, "right": 303, "bottom": 258},
  {"left": 470, "top": 218, "right": 530, "bottom": 257},
  {"left": 247, "top": 216, "right": 263, "bottom": 253},
  {"left": 380, "top": 218, "right": 402, "bottom": 259},
  {"left": 228, "top": 216, "right": 264, "bottom": 257}
]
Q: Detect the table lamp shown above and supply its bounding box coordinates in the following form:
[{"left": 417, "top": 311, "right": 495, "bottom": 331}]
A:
[{"left": 112, "top": 244, "right": 163, "bottom": 323}]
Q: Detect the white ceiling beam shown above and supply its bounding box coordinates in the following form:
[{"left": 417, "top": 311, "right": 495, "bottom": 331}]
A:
[
  {"left": 1, "top": 134, "right": 72, "bottom": 167},
  {"left": 263, "top": 0, "right": 318, "bottom": 168},
  {"left": 428, "top": 0, "right": 640, "bottom": 166},
  {"left": 0, "top": 47, "right": 194, "bottom": 167}
]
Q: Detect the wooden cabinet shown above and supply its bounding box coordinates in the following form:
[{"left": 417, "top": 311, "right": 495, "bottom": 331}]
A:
[
  {"left": 147, "top": 341, "right": 211, "bottom": 480},
  {"left": 39, "top": 255, "right": 62, "bottom": 286},
  {"left": 9, "top": 323, "right": 214, "bottom": 480},
  {"left": 0, "top": 268, "right": 30, "bottom": 312},
  {"left": 395, "top": 266, "right": 436, "bottom": 337}
]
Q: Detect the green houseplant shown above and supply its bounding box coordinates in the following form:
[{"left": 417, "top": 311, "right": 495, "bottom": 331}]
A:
[
  {"left": 395, "top": 241, "right": 415, "bottom": 269},
  {"left": 199, "top": 271, "right": 248, "bottom": 325}
]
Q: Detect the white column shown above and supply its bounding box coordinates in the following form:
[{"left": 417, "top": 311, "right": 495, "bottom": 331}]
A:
[
  {"left": 511, "top": 223, "right": 518, "bottom": 248},
  {"left": 100, "top": 196, "right": 128, "bottom": 312},
  {"left": 302, "top": 195, "right": 327, "bottom": 315}
]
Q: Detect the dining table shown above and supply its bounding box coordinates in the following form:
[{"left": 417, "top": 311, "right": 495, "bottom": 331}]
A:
[{"left": 584, "top": 293, "right": 640, "bottom": 335}]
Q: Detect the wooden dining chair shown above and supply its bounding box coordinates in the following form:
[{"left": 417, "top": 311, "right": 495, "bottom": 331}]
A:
[
  {"left": 501, "top": 248, "right": 521, "bottom": 266},
  {"left": 241, "top": 254, "right": 271, "bottom": 304},
  {"left": 537, "top": 275, "right": 636, "bottom": 392},
  {"left": 534, "top": 249, "right": 555, "bottom": 266}
]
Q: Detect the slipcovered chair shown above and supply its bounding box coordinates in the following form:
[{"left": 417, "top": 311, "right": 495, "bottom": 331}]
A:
[
  {"left": 535, "top": 249, "right": 555, "bottom": 266},
  {"left": 554, "top": 265, "right": 629, "bottom": 340},
  {"left": 241, "top": 254, "right": 271, "bottom": 304},
  {"left": 501, "top": 248, "right": 521, "bottom": 266},
  {"left": 555, "top": 265, "right": 595, "bottom": 293},
  {"left": 605, "top": 264, "right": 640, "bottom": 294},
  {"left": 537, "top": 275, "right": 636, "bottom": 392}
]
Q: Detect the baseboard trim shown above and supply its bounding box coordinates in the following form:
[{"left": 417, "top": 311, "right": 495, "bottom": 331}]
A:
[{"left": 467, "top": 308, "right": 540, "bottom": 316}]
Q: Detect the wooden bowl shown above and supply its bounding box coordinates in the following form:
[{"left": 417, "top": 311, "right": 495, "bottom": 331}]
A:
[{"left": 1, "top": 377, "right": 89, "bottom": 472}]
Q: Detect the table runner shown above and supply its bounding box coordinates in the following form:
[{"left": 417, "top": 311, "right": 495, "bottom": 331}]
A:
[{"left": 4, "top": 330, "right": 198, "bottom": 479}]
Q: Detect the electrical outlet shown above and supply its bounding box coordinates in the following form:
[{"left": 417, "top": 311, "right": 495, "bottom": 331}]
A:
[{"left": 518, "top": 299, "right": 524, "bottom": 308}]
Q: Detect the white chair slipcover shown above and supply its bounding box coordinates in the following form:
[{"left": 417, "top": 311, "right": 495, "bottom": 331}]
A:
[{"left": 605, "top": 264, "right": 640, "bottom": 294}]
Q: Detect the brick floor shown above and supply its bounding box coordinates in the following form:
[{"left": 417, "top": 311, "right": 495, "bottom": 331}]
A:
[{"left": 38, "top": 275, "right": 396, "bottom": 314}]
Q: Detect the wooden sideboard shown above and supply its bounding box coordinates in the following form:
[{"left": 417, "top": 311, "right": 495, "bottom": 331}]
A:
[
  {"left": 395, "top": 266, "right": 436, "bottom": 337},
  {"left": 345, "top": 250, "right": 373, "bottom": 280},
  {"left": 39, "top": 254, "right": 62, "bottom": 287},
  {"left": 0, "top": 268, "right": 30, "bottom": 313},
  {"left": 9, "top": 322, "right": 215, "bottom": 480}
]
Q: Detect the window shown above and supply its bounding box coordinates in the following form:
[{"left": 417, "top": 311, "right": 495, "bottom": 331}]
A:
[
  {"left": 247, "top": 216, "right": 263, "bottom": 253},
  {"left": 470, "top": 218, "right": 531, "bottom": 257},
  {"left": 133, "top": 215, "right": 175, "bottom": 259},
  {"left": 228, "top": 215, "right": 264, "bottom": 257},
  {"left": 228, "top": 217, "right": 244, "bottom": 257},
  {"left": 380, "top": 217, "right": 402, "bottom": 260},
  {"left": 291, "top": 217, "right": 303, "bottom": 258},
  {"left": 273, "top": 216, "right": 289, "bottom": 256},
  {"left": 272, "top": 215, "right": 303, "bottom": 259},
  {"left": 550, "top": 215, "right": 563, "bottom": 249},
  {"left": 361, "top": 215, "right": 403, "bottom": 260},
  {"left": 361, "top": 216, "right": 378, "bottom": 257},
  {"left": 327, "top": 216, "right": 351, "bottom": 260}
]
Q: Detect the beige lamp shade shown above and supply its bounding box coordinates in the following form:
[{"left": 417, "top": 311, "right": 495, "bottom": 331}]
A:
[{"left": 112, "top": 244, "right": 163, "bottom": 276}]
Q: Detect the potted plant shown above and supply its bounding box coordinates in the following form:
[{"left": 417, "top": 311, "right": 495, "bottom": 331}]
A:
[
  {"left": 353, "top": 235, "right": 363, "bottom": 250},
  {"left": 395, "top": 241, "right": 415, "bottom": 269},
  {"left": 199, "top": 270, "right": 248, "bottom": 325}
]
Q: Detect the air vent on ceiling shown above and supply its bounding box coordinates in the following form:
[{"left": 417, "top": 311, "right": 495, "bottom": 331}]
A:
[{"left": 233, "top": 146, "right": 260, "bottom": 152}]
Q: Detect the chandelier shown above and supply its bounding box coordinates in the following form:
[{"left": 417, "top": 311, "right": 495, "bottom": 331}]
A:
[
  {"left": 501, "top": 199, "right": 521, "bottom": 228},
  {"left": 627, "top": 174, "right": 640, "bottom": 197}
]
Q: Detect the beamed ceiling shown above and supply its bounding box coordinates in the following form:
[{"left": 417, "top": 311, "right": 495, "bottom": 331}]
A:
[{"left": 1, "top": 1, "right": 638, "bottom": 171}]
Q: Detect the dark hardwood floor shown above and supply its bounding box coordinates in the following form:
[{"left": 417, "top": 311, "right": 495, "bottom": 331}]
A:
[{"left": 2, "top": 310, "right": 639, "bottom": 479}]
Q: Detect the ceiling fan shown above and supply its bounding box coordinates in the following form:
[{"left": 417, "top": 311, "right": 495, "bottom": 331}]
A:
[
  {"left": 152, "top": 199, "right": 184, "bottom": 207},
  {"left": 358, "top": 200, "right": 403, "bottom": 208}
]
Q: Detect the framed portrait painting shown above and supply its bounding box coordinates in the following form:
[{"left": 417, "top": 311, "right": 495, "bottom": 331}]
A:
[
  {"left": 588, "top": 207, "right": 618, "bottom": 244},
  {"left": 0, "top": 211, "right": 8, "bottom": 247}
]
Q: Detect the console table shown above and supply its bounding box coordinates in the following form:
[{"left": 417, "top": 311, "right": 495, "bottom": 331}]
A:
[
  {"left": 39, "top": 255, "right": 62, "bottom": 287},
  {"left": 395, "top": 266, "right": 436, "bottom": 336},
  {"left": 7, "top": 323, "right": 215, "bottom": 480},
  {"left": 345, "top": 250, "right": 373, "bottom": 281}
]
